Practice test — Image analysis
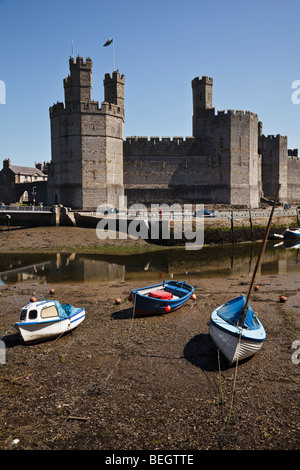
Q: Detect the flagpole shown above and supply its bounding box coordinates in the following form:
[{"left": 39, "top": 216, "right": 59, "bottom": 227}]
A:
[
  {"left": 72, "top": 38, "right": 74, "bottom": 58},
  {"left": 112, "top": 35, "right": 115, "bottom": 71}
]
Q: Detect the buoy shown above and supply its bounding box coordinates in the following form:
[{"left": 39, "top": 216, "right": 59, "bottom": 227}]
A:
[
  {"left": 165, "top": 305, "right": 171, "bottom": 312},
  {"left": 128, "top": 294, "right": 132, "bottom": 301},
  {"left": 49, "top": 288, "right": 55, "bottom": 295},
  {"left": 115, "top": 298, "right": 121, "bottom": 305},
  {"left": 254, "top": 285, "right": 259, "bottom": 291},
  {"left": 279, "top": 295, "right": 286, "bottom": 303},
  {"left": 30, "top": 297, "right": 36, "bottom": 303},
  {"left": 191, "top": 293, "right": 196, "bottom": 300}
]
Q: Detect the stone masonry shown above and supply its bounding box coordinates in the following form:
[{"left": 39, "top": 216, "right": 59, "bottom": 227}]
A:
[
  {"left": 48, "top": 57, "right": 300, "bottom": 210},
  {"left": 48, "top": 57, "right": 124, "bottom": 210}
]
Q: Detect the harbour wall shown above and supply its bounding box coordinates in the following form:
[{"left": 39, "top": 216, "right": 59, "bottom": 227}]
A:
[{"left": 1, "top": 206, "right": 298, "bottom": 245}]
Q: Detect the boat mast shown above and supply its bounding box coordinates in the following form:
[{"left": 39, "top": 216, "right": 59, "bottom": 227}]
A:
[{"left": 241, "top": 184, "right": 281, "bottom": 322}]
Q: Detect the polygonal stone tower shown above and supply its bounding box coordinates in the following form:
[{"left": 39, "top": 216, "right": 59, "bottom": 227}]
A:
[{"left": 48, "top": 56, "right": 125, "bottom": 210}]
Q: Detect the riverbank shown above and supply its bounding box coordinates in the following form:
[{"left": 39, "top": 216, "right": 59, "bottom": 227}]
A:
[{"left": 0, "top": 227, "right": 299, "bottom": 451}]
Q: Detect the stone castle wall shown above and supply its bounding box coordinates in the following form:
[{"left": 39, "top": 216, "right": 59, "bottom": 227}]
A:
[
  {"left": 48, "top": 58, "right": 124, "bottom": 210},
  {"left": 48, "top": 60, "right": 300, "bottom": 210}
]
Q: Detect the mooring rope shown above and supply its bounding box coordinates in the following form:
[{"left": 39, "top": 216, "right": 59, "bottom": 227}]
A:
[
  {"left": 102, "top": 291, "right": 137, "bottom": 387},
  {"left": 218, "top": 329, "right": 242, "bottom": 448},
  {"left": 0, "top": 323, "right": 16, "bottom": 341}
]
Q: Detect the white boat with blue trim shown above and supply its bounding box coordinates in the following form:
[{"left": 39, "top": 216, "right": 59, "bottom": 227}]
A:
[
  {"left": 15, "top": 299, "right": 85, "bottom": 344},
  {"left": 209, "top": 185, "right": 280, "bottom": 364},
  {"left": 210, "top": 295, "right": 266, "bottom": 364}
]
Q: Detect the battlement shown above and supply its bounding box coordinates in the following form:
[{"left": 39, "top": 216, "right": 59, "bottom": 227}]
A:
[
  {"left": 288, "top": 149, "right": 299, "bottom": 158},
  {"left": 125, "top": 136, "right": 196, "bottom": 144},
  {"left": 104, "top": 71, "right": 125, "bottom": 84},
  {"left": 192, "top": 76, "right": 213, "bottom": 86},
  {"left": 49, "top": 100, "right": 124, "bottom": 117},
  {"left": 69, "top": 56, "right": 92, "bottom": 70},
  {"left": 216, "top": 109, "right": 258, "bottom": 119}
]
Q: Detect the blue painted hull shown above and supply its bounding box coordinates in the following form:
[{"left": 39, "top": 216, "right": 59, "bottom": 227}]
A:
[
  {"left": 130, "top": 280, "right": 195, "bottom": 316},
  {"left": 283, "top": 228, "right": 300, "bottom": 239}
]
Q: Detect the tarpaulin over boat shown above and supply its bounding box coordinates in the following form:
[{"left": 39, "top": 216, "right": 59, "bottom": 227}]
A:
[
  {"left": 217, "top": 295, "right": 261, "bottom": 329},
  {"left": 53, "top": 301, "right": 83, "bottom": 318},
  {"left": 149, "top": 290, "right": 173, "bottom": 300}
]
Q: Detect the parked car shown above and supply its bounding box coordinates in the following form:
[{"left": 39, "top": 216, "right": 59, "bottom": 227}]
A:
[
  {"left": 98, "top": 207, "right": 118, "bottom": 215},
  {"left": 284, "top": 204, "right": 291, "bottom": 210},
  {"left": 194, "top": 208, "right": 216, "bottom": 217}
]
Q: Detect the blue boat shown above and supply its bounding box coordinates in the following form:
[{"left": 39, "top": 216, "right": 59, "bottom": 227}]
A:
[
  {"left": 130, "top": 280, "right": 195, "bottom": 316},
  {"left": 283, "top": 228, "right": 300, "bottom": 239}
]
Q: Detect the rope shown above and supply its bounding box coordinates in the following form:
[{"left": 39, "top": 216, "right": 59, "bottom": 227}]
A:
[
  {"left": 218, "top": 329, "right": 242, "bottom": 449},
  {"left": 102, "top": 291, "right": 137, "bottom": 388},
  {"left": 0, "top": 323, "right": 16, "bottom": 341}
]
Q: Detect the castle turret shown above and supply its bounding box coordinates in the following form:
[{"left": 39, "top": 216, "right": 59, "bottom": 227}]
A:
[
  {"left": 104, "top": 71, "right": 125, "bottom": 109},
  {"left": 48, "top": 57, "right": 125, "bottom": 210},
  {"left": 192, "top": 76, "right": 214, "bottom": 138},
  {"left": 64, "top": 57, "right": 92, "bottom": 106}
]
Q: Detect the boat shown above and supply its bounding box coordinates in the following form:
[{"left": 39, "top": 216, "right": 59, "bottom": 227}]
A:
[
  {"left": 130, "top": 280, "right": 195, "bottom": 316},
  {"left": 210, "top": 295, "right": 266, "bottom": 364},
  {"left": 209, "top": 184, "right": 280, "bottom": 364},
  {"left": 15, "top": 299, "right": 85, "bottom": 344},
  {"left": 283, "top": 227, "right": 300, "bottom": 239}
]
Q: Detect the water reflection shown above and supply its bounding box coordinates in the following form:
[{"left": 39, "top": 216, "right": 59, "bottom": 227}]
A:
[{"left": 1, "top": 241, "right": 300, "bottom": 285}]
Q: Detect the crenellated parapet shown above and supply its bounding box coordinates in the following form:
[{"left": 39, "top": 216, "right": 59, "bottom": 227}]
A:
[{"left": 124, "top": 136, "right": 212, "bottom": 156}]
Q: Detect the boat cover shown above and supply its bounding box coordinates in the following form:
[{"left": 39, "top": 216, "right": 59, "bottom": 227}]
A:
[
  {"left": 148, "top": 290, "right": 173, "bottom": 300},
  {"left": 217, "top": 295, "right": 260, "bottom": 329},
  {"left": 52, "top": 301, "right": 83, "bottom": 319}
]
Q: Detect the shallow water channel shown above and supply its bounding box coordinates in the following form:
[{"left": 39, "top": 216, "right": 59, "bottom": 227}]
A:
[{"left": 1, "top": 240, "right": 300, "bottom": 286}]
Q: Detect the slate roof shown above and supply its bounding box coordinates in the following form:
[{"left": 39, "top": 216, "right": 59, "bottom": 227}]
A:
[{"left": 9, "top": 165, "right": 46, "bottom": 176}]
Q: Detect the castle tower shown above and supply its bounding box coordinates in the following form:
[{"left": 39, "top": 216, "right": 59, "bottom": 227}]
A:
[
  {"left": 192, "top": 76, "right": 214, "bottom": 138},
  {"left": 104, "top": 71, "right": 124, "bottom": 108},
  {"left": 48, "top": 57, "right": 125, "bottom": 210}
]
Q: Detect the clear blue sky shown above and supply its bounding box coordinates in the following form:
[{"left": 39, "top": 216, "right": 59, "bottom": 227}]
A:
[{"left": 0, "top": 0, "right": 300, "bottom": 167}]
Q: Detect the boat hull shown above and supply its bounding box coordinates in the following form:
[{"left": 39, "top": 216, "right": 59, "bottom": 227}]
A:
[
  {"left": 283, "top": 229, "right": 300, "bottom": 240},
  {"left": 130, "top": 281, "right": 194, "bottom": 316},
  {"left": 16, "top": 309, "right": 85, "bottom": 344},
  {"left": 210, "top": 307, "right": 266, "bottom": 364}
]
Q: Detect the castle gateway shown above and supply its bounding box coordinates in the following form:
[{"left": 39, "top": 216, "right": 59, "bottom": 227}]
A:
[{"left": 48, "top": 57, "right": 299, "bottom": 210}]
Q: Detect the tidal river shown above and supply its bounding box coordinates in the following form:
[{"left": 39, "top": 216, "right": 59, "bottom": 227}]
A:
[{"left": 0, "top": 240, "right": 300, "bottom": 285}]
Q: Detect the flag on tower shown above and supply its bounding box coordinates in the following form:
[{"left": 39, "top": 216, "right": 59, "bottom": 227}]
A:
[{"left": 103, "top": 37, "right": 113, "bottom": 47}]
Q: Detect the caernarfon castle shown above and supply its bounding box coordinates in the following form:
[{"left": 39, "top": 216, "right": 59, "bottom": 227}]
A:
[{"left": 47, "top": 56, "right": 300, "bottom": 210}]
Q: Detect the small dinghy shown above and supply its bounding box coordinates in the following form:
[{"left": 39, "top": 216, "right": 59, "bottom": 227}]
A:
[
  {"left": 15, "top": 299, "right": 85, "bottom": 344},
  {"left": 210, "top": 185, "right": 280, "bottom": 364},
  {"left": 130, "top": 280, "right": 195, "bottom": 316},
  {"left": 283, "top": 227, "right": 300, "bottom": 239},
  {"left": 210, "top": 295, "right": 266, "bottom": 364}
]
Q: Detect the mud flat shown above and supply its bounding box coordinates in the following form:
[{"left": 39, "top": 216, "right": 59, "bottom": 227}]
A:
[{"left": 0, "top": 227, "right": 299, "bottom": 450}]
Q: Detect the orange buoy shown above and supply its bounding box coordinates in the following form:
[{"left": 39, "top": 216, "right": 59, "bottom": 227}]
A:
[
  {"left": 279, "top": 295, "right": 286, "bottom": 303},
  {"left": 49, "top": 288, "right": 55, "bottom": 295},
  {"left": 115, "top": 298, "right": 121, "bottom": 305},
  {"left": 165, "top": 305, "right": 171, "bottom": 312},
  {"left": 254, "top": 285, "right": 259, "bottom": 291},
  {"left": 30, "top": 297, "right": 36, "bottom": 303},
  {"left": 191, "top": 293, "right": 196, "bottom": 300}
]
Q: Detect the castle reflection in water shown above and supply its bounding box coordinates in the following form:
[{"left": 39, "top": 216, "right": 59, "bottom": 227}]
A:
[{"left": 1, "top": 241, "right": 300, "bottom": 285}]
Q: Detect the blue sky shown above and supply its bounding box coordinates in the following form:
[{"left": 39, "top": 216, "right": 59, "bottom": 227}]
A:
[{"left": 0, "top": 0, "right": 300, "bottom": 167}]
